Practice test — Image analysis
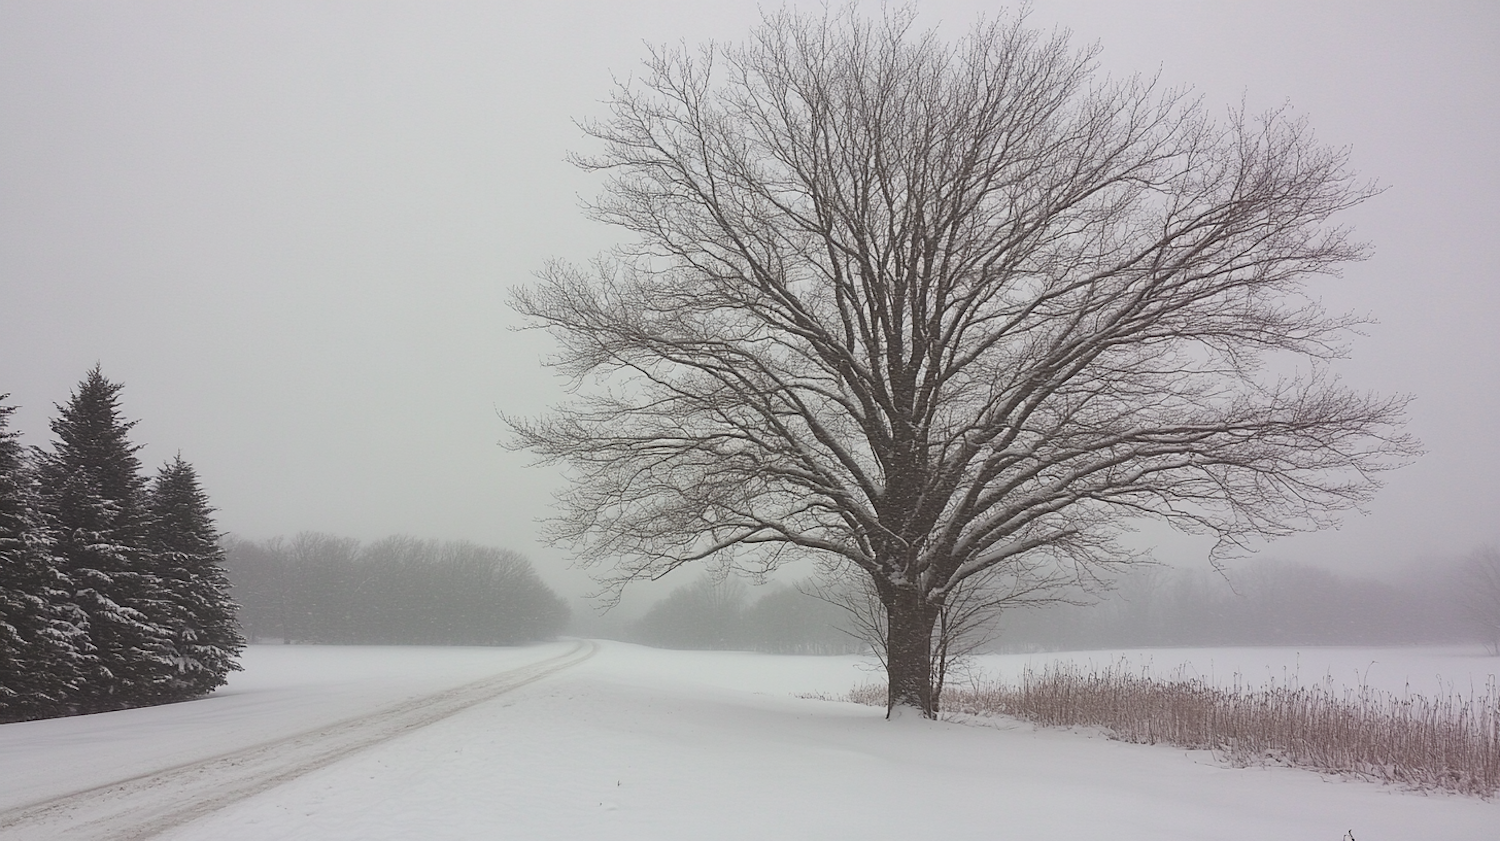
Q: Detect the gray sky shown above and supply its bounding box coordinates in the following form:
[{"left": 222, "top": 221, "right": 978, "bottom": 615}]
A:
[{"left": 2, "top": 1, "right": 1496, "bottom": 605}]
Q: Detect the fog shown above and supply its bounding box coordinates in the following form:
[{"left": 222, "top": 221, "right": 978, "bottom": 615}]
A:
[{"left": 2, "top": 1, "right": 1496, "bottom": 615}]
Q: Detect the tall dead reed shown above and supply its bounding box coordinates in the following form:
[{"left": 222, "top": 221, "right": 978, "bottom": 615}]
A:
[{"left": 854, "top": 664, "right": 1500, "bottom": 796}]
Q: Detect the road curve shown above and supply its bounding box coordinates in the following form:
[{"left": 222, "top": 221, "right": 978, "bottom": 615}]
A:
[{"left": 0, "top": 639, "right": 597, "bottom": 841}]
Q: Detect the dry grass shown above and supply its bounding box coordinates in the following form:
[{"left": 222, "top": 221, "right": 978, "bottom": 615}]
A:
[{"left": 837, "top": 665, "right": 1500, "bottom": 797}]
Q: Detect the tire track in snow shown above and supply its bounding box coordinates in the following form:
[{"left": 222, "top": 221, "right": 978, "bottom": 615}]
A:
[{"left": 0, "top": 639, "right": 597, "bottom": 841}]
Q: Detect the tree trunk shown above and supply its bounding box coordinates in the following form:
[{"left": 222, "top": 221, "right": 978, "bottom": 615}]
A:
[{"left": 884, "top": 587, "right": 939, "bottom": 719}]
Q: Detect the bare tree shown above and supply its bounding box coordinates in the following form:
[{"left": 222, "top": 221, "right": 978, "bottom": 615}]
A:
[{"left": 510, "top": 7, "right": 1416, "bottom": 717}]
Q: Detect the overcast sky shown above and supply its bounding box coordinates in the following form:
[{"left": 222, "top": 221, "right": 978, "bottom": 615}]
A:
[{"left": 2, "top": 1, "right": 1496, "bottom": 606}]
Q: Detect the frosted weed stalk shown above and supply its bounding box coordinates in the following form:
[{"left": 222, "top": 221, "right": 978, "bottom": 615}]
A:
[{"left": 837, "top": 665, "right": 1500, "bottom": 796}]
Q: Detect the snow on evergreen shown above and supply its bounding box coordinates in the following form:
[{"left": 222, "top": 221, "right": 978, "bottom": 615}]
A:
[
  {"left": 0, "top": 398, "right": 86, "bottom": 722},
  {"left": 33, "top": 367, "right": 178, "bottom": 710},
  {"left": 2, "top": 368, "right": 245, "bottom": 721},
  {"left": 146, "top": 455, "right": 245, "bottom": 699}
]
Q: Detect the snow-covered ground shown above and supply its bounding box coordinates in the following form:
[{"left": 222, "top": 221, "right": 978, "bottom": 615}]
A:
[
  {"left": 964, "top": 646, "right": 1499, "bottom": 698},
  {"left": 1, "top": 642, "right": 1496, "bottom": 840}
]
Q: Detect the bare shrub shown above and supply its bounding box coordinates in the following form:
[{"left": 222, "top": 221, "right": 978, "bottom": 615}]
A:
[
  {"left": 846, "top": 683, "right": 887, "bottom": 707},
  {"left": 799, "top": 683, "right": 886, "bottom": 706},
  {"left": 844, "top": 663, "right": 1500, "bottom": 796}
]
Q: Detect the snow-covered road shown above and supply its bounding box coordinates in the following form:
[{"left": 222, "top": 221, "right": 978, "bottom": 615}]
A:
[
  {"left": 0, "top": 641, "right": 593, "bottom": 840},
  {"left": 1, "top": 642, "right": 1495, "bottom": 840}
]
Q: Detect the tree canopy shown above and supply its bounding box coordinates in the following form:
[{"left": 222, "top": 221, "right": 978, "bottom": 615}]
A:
[{"left": 511, "top": 7, "right": 1416, "bottom": 716}]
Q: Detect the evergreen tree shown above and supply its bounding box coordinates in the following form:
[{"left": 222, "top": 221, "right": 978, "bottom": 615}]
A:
[
  {"left": 146, "top": 455, "right": 244, "bottom": 698},
  {"left": 0, "top": 399, "right": 86, "bottom": 722},
  {"left": 35, "top": 367, "right": 176, "bottom": 710}
]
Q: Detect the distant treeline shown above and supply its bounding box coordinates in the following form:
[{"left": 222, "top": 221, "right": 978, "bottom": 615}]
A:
[
  {"left": 994, "top": 559, "right": 1476, "bottom": 652},
  {"left": 628, "top": 577, "right": 864, "bottom": 655},
  {"left": 611, "top": 557, "right": 1493, "bottom": 656},
  {"left": 223, "top": 533, "right": 568, "bottom": 645}
]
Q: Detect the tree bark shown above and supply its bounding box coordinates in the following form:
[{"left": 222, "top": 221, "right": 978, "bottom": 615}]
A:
[{"left": 883, "top": 587, "right": 940, "bottom": 719}]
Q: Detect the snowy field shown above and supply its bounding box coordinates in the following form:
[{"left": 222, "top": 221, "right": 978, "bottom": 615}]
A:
[
  {"left": 1, "top": 642, "right": 1496, "bottom": 840},
  {"left": 965, "top": 646, "right": 1499, "bottom": 699}
]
